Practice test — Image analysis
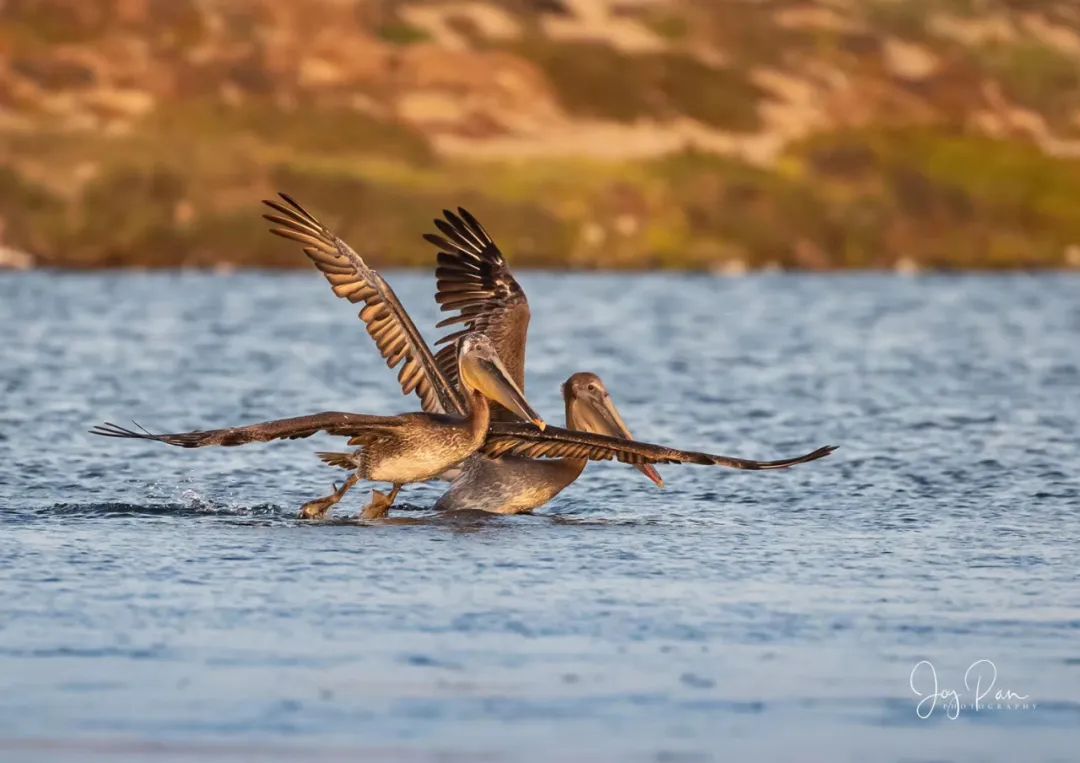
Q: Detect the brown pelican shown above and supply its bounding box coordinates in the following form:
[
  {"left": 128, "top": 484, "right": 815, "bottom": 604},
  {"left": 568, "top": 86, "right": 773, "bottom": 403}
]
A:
[{"left": 92, "top": 332, "right": 546, "bottom": 519}]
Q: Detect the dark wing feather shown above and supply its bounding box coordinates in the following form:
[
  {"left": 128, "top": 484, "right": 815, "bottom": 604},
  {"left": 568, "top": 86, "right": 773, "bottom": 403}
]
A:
[
  {"left": 484, "top": 423, "right": 838, "bottom": 469},
  {"left": 89, "top": 413, "right": 394, "bottom": 448},
  {"left": 263, "top": 194, "right": 465, "bottom": 416},
  {"left": 425, "top": 208, "right": 530, "bottom": 411},
  {"left": 316, "top": 451, "right": 360, "bottom": 470}
]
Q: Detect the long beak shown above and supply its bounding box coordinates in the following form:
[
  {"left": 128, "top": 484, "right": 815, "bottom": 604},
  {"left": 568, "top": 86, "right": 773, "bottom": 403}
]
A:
[
  {"left": 571, "top": 393, "right": 664, "bottom": 488},
  {"left": 465, "top": 355, "right": 546, "bottom": 430}
]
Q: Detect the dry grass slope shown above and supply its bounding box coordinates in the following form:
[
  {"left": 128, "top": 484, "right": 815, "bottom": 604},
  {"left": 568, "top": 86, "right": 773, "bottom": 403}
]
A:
[{"left": 2, "top": 0, "right": 1080, "bottom": 270}]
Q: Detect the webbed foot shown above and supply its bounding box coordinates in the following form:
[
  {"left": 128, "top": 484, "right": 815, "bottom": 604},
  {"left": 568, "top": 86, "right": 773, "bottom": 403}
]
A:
[
  {"left": 298, "top": 494, "right": 337, "bottom": 520},
  {"left": 298, "top": 474, "right": 361, "bottom": 520},
  {"left": 359, "top": 488, "right": 396, "bottom": 520}
]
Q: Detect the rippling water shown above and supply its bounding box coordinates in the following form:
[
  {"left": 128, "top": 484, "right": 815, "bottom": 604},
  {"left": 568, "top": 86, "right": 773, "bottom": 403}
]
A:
[{"left": 1, "top": 271, "right": 1078, "bottom": 761}]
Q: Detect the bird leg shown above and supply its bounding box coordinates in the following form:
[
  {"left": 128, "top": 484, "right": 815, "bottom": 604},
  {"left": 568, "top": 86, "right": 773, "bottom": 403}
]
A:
[
  {"left": 297, "top": 472, "right": 362, "bottom": 520},
  {"left": 359, "top": 484, "right": 402, "bottom": 520}
]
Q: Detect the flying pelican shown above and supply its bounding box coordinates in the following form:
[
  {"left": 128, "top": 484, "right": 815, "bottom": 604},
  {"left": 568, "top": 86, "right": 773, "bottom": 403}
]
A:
[{"left": 92, "top": 333, "right": 546, "bottom": 519}]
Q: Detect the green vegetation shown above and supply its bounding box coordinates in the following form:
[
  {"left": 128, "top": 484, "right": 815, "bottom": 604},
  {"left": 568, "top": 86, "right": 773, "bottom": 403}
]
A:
[
  {"left": 795, "top": 128, "right": 1080, "bottom": 268},
  {"left": 516, "top": 41, "right": 763, "bottom": 131},
  {"left": 975, "top": 41, "right": 1080, "bottom": 122},
  {"left": 644, "top": 13, "right": 689, "bottom": 42},
  {"left": 144, "top": 100, "right": 434, "bottom": 164},
  {"left": 376, "top": 22, "right": 431, "bottom": 46},
  {"left": 7, "top": 116, "right": 1079, "bottom": 270},
  {"left": 864, "top": 0, "right": 979, "bottom": 40}
]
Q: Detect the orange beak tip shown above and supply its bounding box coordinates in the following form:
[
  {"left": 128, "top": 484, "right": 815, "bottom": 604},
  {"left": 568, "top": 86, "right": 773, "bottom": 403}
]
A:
[
  {"left": 643, "top": 465, "right": 664, "bottom": 488},
  {"left": 534, "top": 419, "right": 547, "bottom": 431}
]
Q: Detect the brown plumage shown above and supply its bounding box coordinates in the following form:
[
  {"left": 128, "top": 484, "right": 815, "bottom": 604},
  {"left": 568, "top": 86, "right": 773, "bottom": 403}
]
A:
[
  {"left": 94, "top": 195, "right": 837, "bottom": 520},
  {"left": 95, "top": 413, "right": 836, "bottom": 474},
  {"left": 421, "top": 207, "right": 836, "bottom": 512},
  {"left": 90, "top": 413, "right": 382, "bottom": 448},
  {"left": 92, "top": 333, "right": 547, "bottom": 519},
  {"left": 434, "top": 372, "right": 664, "bottom": 514},
  {"left": 92, "top": 412, "right": 480, "bottom": 483},
  {"left": 424, "top": 208, "right": 530, "bottom": 421},
  {"left": 424, "top": 209, "right": 668, "bottom": 513},
  {"left": 262, "top": 194, "right": 465, "bottom": 417},
  {"left": 483, "top": 424, "right": 838, "bottom": 470}
]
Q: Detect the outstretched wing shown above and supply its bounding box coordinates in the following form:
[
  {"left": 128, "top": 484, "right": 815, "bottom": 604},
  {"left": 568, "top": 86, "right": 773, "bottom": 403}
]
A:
[
  {"left": 484, "top": 423, "right": 838, "bottom": 470},
  {"left": 90, "top": 413, "right": 394, "bottom": 448},
  {"left": 424, "top": 208, "right": 530, "bottom": 411},
  {"left": 263, "top": 194, "right": 465, "bottom": 417}
]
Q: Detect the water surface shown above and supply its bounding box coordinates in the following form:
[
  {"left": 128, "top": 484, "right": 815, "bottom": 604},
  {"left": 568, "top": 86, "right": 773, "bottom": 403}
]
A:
[{"left": 1, "top": 272, "right": 1078, "bottom": 761}]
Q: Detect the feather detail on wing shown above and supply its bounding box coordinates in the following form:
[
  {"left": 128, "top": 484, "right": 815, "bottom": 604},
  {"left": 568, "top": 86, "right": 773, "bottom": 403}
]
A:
[
  {"left": 483, "top": 423, "right": 838, "bottom": 470},
  {"left": 424, "top": 208, "right": 529, "bottom": 405},
  {"left": 263, "top": 193, "right": 465, "bottom": 416},
  {"left": 90, "top": 413, "right": 395, "bottom": 448},
  {"left": 316, "top": 451, "right": 360, "bottom": 470}
]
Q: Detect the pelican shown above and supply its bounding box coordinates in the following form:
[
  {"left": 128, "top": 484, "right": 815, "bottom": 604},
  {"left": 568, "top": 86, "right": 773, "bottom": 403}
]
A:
[{"left": 92, "top": 332, "right": 546, "bottom": 519}]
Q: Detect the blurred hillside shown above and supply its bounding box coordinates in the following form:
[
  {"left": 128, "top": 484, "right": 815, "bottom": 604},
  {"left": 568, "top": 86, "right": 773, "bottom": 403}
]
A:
[{"left": 2, "top": 0, "right": 1080, "bottom": 270}]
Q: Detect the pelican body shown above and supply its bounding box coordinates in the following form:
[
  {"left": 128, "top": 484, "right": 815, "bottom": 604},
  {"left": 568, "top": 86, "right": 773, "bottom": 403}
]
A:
[
  {"left": 322, "top": 334, "right": 540, "bottom": 482},
  {"left": 307, "top": 333, "right": 543, "bottom": 518}
]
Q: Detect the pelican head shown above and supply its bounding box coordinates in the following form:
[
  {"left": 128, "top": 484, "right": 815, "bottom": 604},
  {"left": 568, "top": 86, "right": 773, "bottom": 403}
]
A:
[
  {"left": 459, "top": 334, "right": 546, "bottom": 430},
  {"left": 562, "top": 372, "right": 664, "bottom": 488}
]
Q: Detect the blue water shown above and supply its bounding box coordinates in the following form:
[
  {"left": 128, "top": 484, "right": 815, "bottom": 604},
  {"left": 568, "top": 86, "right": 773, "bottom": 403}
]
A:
[{"left": 1, "top": 271, "right": 1078, "bottom": 761}]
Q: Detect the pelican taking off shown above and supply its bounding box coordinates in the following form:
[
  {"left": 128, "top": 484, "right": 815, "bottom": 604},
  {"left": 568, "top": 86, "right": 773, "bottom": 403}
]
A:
[{"left": 92, "top": 333, "right": 545, "bottom": 519}]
